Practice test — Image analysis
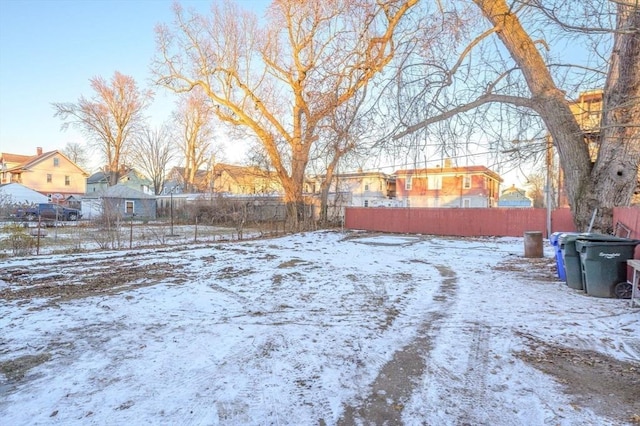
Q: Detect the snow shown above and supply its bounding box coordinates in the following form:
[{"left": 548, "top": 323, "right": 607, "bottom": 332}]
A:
[{"left": 0, "top": 230, "right": 638, "bottom": 425}]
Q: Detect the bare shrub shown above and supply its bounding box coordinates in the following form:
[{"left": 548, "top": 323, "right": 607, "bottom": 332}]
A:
[{"left": 0, "top": 224, "right": 36, "bottom": 257}]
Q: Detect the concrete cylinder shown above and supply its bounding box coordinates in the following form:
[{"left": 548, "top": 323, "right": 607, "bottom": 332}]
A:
[{"left": 524, "top": 231, "right": 544, "bottom": 258}]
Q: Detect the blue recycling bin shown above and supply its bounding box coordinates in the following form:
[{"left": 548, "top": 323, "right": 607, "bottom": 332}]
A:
[
  {"left": 550, "top": 232, "right": 565, "bottom": 280},
  {"left": 552, "top": 232, "right": 582, "bottom": 281}
]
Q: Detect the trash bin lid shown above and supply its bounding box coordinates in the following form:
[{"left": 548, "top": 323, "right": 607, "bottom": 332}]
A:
[
  {"left": 550, "top": 232, "right": 564, "bottom": 245},
  {"left": 575, "top": 233, "right": 636, "bottom": 243},
  {"left": 575, "top": 238, "right": 640, "bottom": 249},
  {"left": 559, "top": 232, "right": 591, "bottom": 244}
]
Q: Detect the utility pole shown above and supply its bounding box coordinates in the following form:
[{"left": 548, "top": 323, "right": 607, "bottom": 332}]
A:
[{"left": 545, "top": 135, "right": 553, "bottom": 238}]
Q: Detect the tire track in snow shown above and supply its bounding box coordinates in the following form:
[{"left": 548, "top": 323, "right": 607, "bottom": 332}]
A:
[
  {"left": 456, "top": 322, "right": 491, "bottom": 424},
  {"left": 337, "top": 263, "right": 457, "bottom": 425}
]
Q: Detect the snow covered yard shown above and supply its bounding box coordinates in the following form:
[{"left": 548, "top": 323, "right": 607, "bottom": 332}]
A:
[{"left": 0, "top": 230, "right": 638, "bottom": 425}]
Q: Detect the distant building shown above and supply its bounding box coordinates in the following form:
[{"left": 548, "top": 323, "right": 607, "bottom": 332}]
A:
[
  {"left": 165, "top": 164, "right": 283, "bottom": 195},
  {"left": 98, "top": 184, "right": 156, "bottom": 220},
  {"left": 394, "top": 159, "right": 502, "bottom": 208},
  {"left": 86, "top": 172, "right": 110, "bottom": 194},
  {"left": 213, "top": 163, "right": 282, "bottom": 195},
  {"left": 305, "top": 170, "right": 395, "bottom": 207},
  {"left": 86, "top": 168, "right": 154, "bottom": 195},
  {"left": 0, "top": 147, "right": 88, "bottom": 199},
  {"left": 497, "top": 184, "right": 532, "bottom": 208}
]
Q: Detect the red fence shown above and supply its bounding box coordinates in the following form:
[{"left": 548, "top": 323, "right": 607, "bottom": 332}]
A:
[
  {"left": 613, "top": 207, "right": 640, "bottom": 239},
  {"left": 344, "top": 207, "right": 577, "bottom": 237}
]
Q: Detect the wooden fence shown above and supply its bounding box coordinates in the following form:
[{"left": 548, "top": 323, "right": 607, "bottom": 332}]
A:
[
  {"left": 344, "top": 207, "right": 577, "bottom": 237},
  {"left": 613, "top": 207, "right": 640, "bottom": 239}
]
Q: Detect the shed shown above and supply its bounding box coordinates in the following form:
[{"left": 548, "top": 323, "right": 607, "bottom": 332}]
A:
[{"left": 101, "top": 184, "right": 156, "bottom": 220}]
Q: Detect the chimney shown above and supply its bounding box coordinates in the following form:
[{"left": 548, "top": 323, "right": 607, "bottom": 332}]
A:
[{"left": 37, "top": 147, "right": 43, "bottom": 156}]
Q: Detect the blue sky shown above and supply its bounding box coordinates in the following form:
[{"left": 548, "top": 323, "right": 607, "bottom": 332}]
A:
[
  {"left": 0, "top": 0, "right": 560, "bottom": 186},
  {"left": 0, "top": 0, "right": 267, "bottom": 168}
]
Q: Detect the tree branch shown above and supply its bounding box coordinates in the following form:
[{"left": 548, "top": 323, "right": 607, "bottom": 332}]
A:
[{"left": 393, "top": 93, "right": 535, "bottom": 140}]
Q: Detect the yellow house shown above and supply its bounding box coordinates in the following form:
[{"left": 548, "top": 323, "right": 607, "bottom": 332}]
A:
[
  {"left": 569, "top": 89, "right": 603, "bottom": 161},
  {"left": 166, "top": 164, "right": 283, "bottom": 195},
  {"left": 213, "top": 163, "right": 282, "bottom": 195},
  {"left": 0, "top": 147, "right": 89, "bottom": 198}
]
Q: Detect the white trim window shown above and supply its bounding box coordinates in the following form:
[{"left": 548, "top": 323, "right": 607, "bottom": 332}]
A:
[
  {"left": 462, "top": 198, "right": 471, "bottom": 208},
  {"left": 125, "top": 200, "right": 135, "bottom": 215},
  {"left": 463, "top": 175, "right": 471, "bottom": 189},
  {"left": 428, "top": 175, "right": 442, "bottom": 190},
  {"left": 405, "top": 176, "right": 412, "bottom": 190}
]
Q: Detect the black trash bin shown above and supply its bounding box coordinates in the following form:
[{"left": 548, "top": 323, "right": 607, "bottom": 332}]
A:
[
  {"left": 560, "top": 233, "right": 592, "bottom": 290},
  {"left": 575, "top": 236, "right": 640, "bottom": 298}
]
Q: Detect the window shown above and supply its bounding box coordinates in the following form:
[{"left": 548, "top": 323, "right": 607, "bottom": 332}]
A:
[
  {"left": 53, "top": 157, "right": 59, "bottom": 167},
  {"left": 463, "top": 175, "right": 471, "bottom": 189},
  {"left": 405, "top": 176, "right": 412, "bottom": 190},
  {"left": 364, "top": 200, "right": 369, "bottom": 207},
  {"left": 364, "top": 184, "right": 369, "bottom": 191},
  {"left": 125, "top": 200, "right": 134, "bottom": 214},
  {"left": 46, "top": 174, "right": 52, "bottom": 183},
  {"left": 463, "top": 198, "right": 471, "bottom": 208},
  {"left": 428, "top": 175, "right": 442, "bottom": 190},
  {"left": 64, "top": 175, "right": 70, "bottom": 186}
]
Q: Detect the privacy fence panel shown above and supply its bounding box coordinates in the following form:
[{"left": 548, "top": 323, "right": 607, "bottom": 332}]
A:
[
  {"left": 613, "top": 207, "right": 640, "bottom": 239},
  {"left": 345, "top": 207, "right": 578, "bottom": 237}
]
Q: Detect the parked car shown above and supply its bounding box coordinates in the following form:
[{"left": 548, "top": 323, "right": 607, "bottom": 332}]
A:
[{"left": 14, "top": 203, "right": 82, "bottom": 221}]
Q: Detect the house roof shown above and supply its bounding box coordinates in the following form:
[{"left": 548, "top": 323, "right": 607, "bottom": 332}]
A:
[
  {"left": 3, "top": 150, "right": 89, "bottom": 176},
  {"left": 1, "top": 153, "right": 33, "bottom": 165},
  {"left": 87, "top": 171, "right": 109, "bottom": 184},
  {"left": 311, "top": 171, "right": 390, "bottom": 180},
  {"left": 501, "top": 184, "right": 527, "bottom": 196},
  {"left": 170, "top": 166, "right": 209, "bottom": 178},
  {"left": 394, "top": 165, "right": 503, "bottom": 182},
  {"left": 214, "top": 163, "right": 277, "bottom": 182},
  {"left": 0, "top": 183, "right": 49, "bottom": 204},
  {"left": 101, "top": 184, "right": 155, "bottom": 199}
]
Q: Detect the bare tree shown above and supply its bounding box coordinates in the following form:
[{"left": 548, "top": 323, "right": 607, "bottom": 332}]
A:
[
  {"left": 153, "top": 0, "right": 418, "bottom": 229},
  {"left": 130, "top": 126, "right": 176, "bottom": 195},
  {"left": 391, "top": 0, "right": 640, "bottom": 232},
  {"left": 309, "top": 90, "right": 370, "bottom": 224},
  {"left": 53, "top": 72, "right": 154, "bottom": 186},
  {"left": 172, "top": 89, "right": 216, "bottom": 192},
  {"left": 61, "top": 141, "right": 90, "bottom": 171},
  {"left": 525, "top": 172, "right": 546, "bottom": 208}
]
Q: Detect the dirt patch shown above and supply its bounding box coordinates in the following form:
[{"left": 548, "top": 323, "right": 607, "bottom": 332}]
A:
[
  {"left": 215, "top": 265, "right": 254, "bottom": 280},
  {"left": 0, "top": 353, "right": 51, "bottom": 382},
  {"left": 517, "top": 333, "right": 640, "bottom": 424},
  {"left": 494, "top": 255, "right": 559, "bottom": 282},
  {"left": 277, "top": 258, "right": 308, "bottom": 268},
  {"left": 338, "top": 334, "right": 431, "bottom": 425},
  {"left": 0, "top": 260, "right": 186, "bottom": 304}
]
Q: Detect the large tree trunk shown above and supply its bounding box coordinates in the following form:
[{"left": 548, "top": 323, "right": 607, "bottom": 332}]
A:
[
  {"left": 474, "top": 0, "right": 640, "bottom": 232},
  {"left": 278, "top": 143, "right": 310, "bottom": 231},
  {"left": 585, "top": 4, "right": 640, "bottom": 233},
  {"left": 319, "top": 156, "right": 342, "bottom": 225}
]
